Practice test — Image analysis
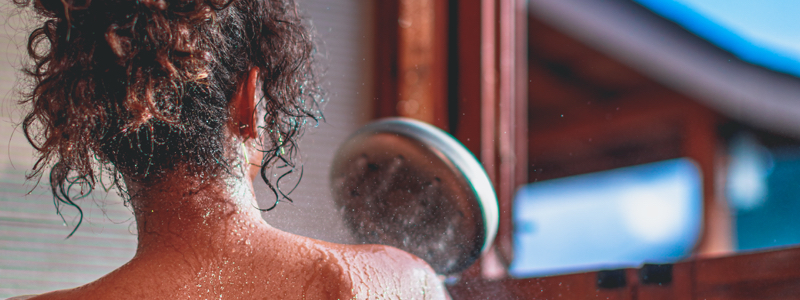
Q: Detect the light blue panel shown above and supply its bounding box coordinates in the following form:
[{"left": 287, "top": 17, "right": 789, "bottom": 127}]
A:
[{"left": 510, "top": 158, "right": 703, "bottom": 278}]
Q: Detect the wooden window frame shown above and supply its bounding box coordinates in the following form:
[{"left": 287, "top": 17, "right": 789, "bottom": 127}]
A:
[{"left": 372, "top": 0, "right": 529, "bottom": 279}]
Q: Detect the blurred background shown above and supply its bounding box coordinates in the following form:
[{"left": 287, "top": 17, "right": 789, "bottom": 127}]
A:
[{"left": 4, "top": 0, "right": 800, "bottom": 298}]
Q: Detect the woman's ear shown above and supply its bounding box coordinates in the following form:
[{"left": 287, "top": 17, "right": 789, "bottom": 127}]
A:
[{"left": 231, "top": 67, "right": 260, "bottom": 140}]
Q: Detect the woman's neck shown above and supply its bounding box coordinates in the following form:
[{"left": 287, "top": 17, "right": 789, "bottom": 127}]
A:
[{"left": 126, "top": 169, "right": 269, "bottom": 258}]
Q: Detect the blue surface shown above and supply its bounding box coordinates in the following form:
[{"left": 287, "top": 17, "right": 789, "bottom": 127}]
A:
[
  {"left": 509, "top": 158, "right": 703, "bottom": 278},
  {"left": 634, "top": 0, "right": 800, "bottom": 77},
  {"left": 735, "top": 151, "right": 800, "bottom": 251}
]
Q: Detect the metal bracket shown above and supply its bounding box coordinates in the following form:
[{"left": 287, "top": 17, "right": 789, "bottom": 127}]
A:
[
  {"left": 597, "top": 269, "right": 627, "bottom": 289},
  {"left": 639, "top": 264, "right": 673, "bottom": 285}
]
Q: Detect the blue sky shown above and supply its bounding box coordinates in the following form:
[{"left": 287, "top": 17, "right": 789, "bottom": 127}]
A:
[{"left": 634, "top": 0, "right": 800, "bottom": 77}]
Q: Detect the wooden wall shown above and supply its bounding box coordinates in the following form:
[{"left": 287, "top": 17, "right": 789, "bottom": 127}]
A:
[{"left": 449, "top": 246, "right": 800, "bottom": 299}]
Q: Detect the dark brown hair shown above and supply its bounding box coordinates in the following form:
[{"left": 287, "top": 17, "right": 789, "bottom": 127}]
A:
[{"left": 16, "top": 0, "right": 323, "bottom": 236}]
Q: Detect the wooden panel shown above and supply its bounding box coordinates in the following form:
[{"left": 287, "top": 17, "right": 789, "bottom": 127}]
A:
[
  {"left": 528, "top": 17, "right": 651, "bottom": 96},
  {"left": 528, "top": 90, "right": 690, "bottom": 181},
  {"left": 695, "top": 248, "right": 800, "bottom": 299},
  {"left": 513, "top": 271, "right": 633, "bottom": 299},
  {"left": 528, "top": 61, "right": 594, "bottom": 109},
  {"left": 450, "top": 247, "right": 800, "bottom": 298},
  {"left": 450, "top": 270, "right": 634, "bottom": 299}
]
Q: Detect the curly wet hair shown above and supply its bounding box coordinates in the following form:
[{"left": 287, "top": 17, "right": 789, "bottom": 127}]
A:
[{"left": 16, "top": 0, "right": 323, "bottom": 236}]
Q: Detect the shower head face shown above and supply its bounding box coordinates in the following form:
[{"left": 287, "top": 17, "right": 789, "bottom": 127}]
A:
[{"left": 330, "top": 118, "right": 498, "bottom": 275}]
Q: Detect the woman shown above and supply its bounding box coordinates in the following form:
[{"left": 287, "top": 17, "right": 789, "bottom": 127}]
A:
[{"left": 12, "top": 0, "right": 448, "bottom": 298}]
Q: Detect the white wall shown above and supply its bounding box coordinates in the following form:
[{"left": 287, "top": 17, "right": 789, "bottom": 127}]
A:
[{"left": 258, "top": 0, "right": 373, "bottom": 244}]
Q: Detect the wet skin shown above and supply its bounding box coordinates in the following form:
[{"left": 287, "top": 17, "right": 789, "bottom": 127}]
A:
[
  {"left": 23, "top": 68, "right": 448, "bottom": 300},
  {"left": 28, "top": 195, "right": 446, "bottom": 299}
]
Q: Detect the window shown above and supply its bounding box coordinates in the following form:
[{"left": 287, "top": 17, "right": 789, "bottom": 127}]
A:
[
  {"left": 510, "top": 158, "right": 703, "bottom": 278},
  {"left": 728, "top": 132, "right": 800, "bottom": 251}
]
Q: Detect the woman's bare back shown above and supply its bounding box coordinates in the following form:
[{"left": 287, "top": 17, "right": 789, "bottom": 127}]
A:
[{"left": 22, "top": 226, "right": 447, "bottom": 300}]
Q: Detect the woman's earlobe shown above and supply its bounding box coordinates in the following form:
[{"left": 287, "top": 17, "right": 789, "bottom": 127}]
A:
[{"left": 235, "top": 67, "right": 260, "bottom": 140}]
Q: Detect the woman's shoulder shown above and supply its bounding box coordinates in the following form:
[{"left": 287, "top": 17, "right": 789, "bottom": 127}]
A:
[
  {"left": 344, "top": 243, "right": 432, "bottom": 269},
  {"left": 331, "top": 243, "right": 449, "bottom": 300},
  {"left": 272, "top": 230, "right": 447, "bottom": 299},
  {"left": 6, "top": 295, "right": 37, "bottom": 300}
]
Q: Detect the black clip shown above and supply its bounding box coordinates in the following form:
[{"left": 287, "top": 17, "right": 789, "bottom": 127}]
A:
[
  {"left": 597, "top": 269, "right": 627, "bottom": 289},
  {"left": 639, "top": 264, "right": 673, "bottom": 285}
]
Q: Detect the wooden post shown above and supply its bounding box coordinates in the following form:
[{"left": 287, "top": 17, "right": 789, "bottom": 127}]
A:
[
  {"left": 451, "top": 0, "right": 527, "bottom": 279},
  {"left": 685, "top": 107, "right": 733, "bottom": 256},
  {"left": 374, "top": 0, "right": 527, "bottom": 280},
  {"left": 373, "top": 0, "right": 400, "bottom": 119},
  {"left": 373, "top": 0, "right": 449, "bottom": 130}
]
